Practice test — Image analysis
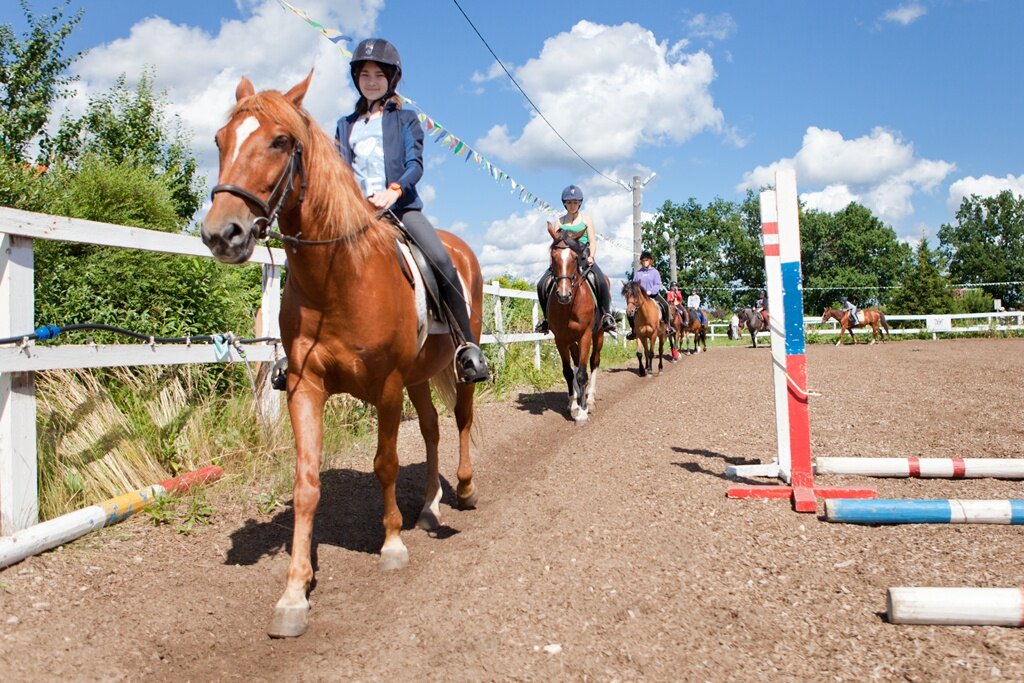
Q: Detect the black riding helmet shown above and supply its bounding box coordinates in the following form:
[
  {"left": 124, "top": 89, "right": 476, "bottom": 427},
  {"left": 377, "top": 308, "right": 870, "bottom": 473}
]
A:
[
  {"left": 640, "top": 250, "right": 653, "bottom": 261},
  {"left": 350, "top": 38, "right": 402, "bottom": 100}
]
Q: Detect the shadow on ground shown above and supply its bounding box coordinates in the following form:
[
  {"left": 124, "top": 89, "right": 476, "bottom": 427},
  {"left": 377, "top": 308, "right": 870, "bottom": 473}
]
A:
[{"left": 224, "top": 461, "right": 460, "bottom": 567}]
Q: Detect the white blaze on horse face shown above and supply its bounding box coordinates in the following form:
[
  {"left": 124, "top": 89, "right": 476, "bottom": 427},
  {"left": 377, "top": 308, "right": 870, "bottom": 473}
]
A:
[
  {"left": 231, "top": 116, "right": 261, "bottom": 163},
  {"left": 556, "top": 249, "right": 574, "bottom": 296}
]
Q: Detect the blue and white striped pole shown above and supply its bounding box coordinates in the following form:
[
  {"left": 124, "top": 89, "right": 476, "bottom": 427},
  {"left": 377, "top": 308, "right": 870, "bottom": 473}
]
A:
[{"left": 825, "top": 498, "right": 1024, "bottom": 525}]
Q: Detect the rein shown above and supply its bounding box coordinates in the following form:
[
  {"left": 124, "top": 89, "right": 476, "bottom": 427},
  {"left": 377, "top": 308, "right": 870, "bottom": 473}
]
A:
[{"left": 209, "top": 139, "right": 380, "bottom": 249}]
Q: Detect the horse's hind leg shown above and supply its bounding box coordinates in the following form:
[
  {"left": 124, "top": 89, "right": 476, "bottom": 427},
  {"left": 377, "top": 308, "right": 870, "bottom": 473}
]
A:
[
  {"left": 454, "top": 381, "right": 478, "bottom": 509},
  {"left": 269, "top": 386, "right": 327, "bottom": 638},
  {"left": 407, "top": 382, "right": 442, "bottom": 531}
]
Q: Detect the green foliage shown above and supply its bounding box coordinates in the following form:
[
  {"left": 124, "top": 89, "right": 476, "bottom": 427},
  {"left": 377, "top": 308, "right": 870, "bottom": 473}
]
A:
[
  {"left": 888, "top": 238, "right": 955, "bottom": 314},
  {"left": 939, "top": 190, "right": 1024, "bottom": 308},
  {"left": 950, "top": 288, "right": 994, "bottom": 314},
  {"left": 40, "top": 70, "right": 205, "bottom": 220},
  {"left": 799, "top": 203, "right": 912, "bottom": 312},
  {"left": 144, "top": 494, "right": 176, "bottom": 527},
  {"left": 0, "top": 0, "right": 82, "bottom": 161},
  {"left": 176, "top": 494, "right": 213, "bottom": 535},
  {"left": 0, "top": 155, "right": 47, "bottom": 209}
]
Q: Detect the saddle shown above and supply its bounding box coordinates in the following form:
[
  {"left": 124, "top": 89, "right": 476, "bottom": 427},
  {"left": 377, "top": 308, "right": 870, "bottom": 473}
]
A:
[
  {"left": 540, "top": 268, "right": 600, "bottom": 307},
  {"left": 393, "top": 234, "right": 463, "bottom": 351}
]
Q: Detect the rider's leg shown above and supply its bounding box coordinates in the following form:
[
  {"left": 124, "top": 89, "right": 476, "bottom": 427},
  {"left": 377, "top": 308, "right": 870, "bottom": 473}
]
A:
[
  {"left": 589, "top": 262, "right": 616, "bottom": 332},
  {"left": 535, "top": 270, "right": 552, "bottom": 333},
  {"left": 397, "top": 209, "right": 489, "bottom": 383}
]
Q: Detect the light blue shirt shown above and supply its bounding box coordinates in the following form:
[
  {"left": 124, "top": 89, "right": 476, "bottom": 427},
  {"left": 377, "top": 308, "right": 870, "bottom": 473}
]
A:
[{"left": 348, "top": 115, "right": 385, "bottom": 197}]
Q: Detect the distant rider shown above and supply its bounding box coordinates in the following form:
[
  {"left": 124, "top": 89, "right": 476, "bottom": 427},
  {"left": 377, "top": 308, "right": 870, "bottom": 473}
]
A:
[
  {"left": 534, "top": 185, "right": 617, "bottom": 335},
  {"left": 754, "top": 289, "right": 768, "bottom": 325},
  {"left": 627, "top": 250, "right": 668, "bottom": 340},
  {"left": 687, "top": 288, "right": 701, "bottom": 310},
  {"left": 839, "top": 296, "right": 859, "bottom": 326}
]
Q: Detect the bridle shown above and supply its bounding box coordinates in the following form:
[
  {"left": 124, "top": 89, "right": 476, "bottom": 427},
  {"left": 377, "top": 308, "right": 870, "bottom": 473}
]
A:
[
  {"left": 210, "top": 140, "right": 307, "bottom": 240},
  {"left": 550, "top": 238, "right": 589, "bottom": 296}
]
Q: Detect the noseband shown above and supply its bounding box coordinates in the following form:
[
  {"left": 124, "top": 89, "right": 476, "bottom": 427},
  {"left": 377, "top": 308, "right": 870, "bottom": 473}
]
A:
[
  {"left": 210, "top": 141, "right": 307, "bottom": 240},
  {"left": 551, "top": 240, "right": 589, "bottom": 290}
]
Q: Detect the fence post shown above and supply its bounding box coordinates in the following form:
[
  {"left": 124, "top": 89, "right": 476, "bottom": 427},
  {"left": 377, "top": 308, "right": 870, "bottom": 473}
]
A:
[
  {"left": 258, "top": 263, "right": 282, "bottom": 421},
  {"left": 532, "top": 300, "right": 541, "bottom": 370},
  {"left": 492, "top": 280, "right": 505, "bottom": 367},
  {"left": 0, "top": 235, "right": 38, "bottom": 535}
]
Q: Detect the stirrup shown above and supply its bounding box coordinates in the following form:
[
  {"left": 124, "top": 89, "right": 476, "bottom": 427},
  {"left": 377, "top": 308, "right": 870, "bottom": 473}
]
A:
[
  {"left": 454, "top": 343, "right": 489, "bottom": 384},
  {"left": 601, "top": 313, "right": 617, "bottom": 335},
  {"left": 535, "top": 319, "right": 549, "bottom": 334},
  {"left": 270, "top": 357, "right": 288, "bottom": 391},
  {"left": 625, "top": 330, "right": 636, "bottom": 340}
]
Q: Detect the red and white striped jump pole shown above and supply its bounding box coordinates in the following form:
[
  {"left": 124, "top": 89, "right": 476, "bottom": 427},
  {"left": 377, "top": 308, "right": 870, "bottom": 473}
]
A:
[
  {"left": 817, "top": 457, "right": 1024, "bottom": 479},
  {"left": 0, "top": 465, "right": 222, "bottom": 569},
  {"left": 725, "top": 170, "right": 875, "bottom": 511}
]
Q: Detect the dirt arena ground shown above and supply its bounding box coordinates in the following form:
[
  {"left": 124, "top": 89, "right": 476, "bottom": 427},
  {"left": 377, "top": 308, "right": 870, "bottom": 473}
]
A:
[{"left": 2, "top": 337, "right": 1023, "bottom": 682}]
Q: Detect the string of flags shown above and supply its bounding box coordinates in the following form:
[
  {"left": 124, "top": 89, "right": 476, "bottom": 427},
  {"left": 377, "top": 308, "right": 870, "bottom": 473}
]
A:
[{"left": 275, "top": 0, "right": 556, "bottom": 214}]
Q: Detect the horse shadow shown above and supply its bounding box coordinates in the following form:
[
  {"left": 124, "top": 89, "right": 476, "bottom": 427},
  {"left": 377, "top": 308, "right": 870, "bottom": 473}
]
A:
[
  {"left": 671, "top": 446, "right": 766, "bottom": 484},
  {"left": 513, "top": 390, "right": 574, "bottom": 421},
  {"left": 224, "top": 461, "right": 461, "bottom": 568}
]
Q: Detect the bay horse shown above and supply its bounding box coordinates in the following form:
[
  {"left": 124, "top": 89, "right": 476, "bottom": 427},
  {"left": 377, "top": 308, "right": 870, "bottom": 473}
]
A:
[
  {"left": 546, "top": 232, "right": 605, "bottom": 423},
  {"left": 678, "top": 306, "right": 708, "bottom": 354},
  {"left": 201, "top": 73, "right": 482, "bottom": 638},
  {"left": 736, "top": 307, "right": 769, "bottom": 348},
  {"left": 621, "top": 281, "right": 666, "bottom": 377},
  {"left": 822, "top": 307, "right": 890, "bottom": 345}
]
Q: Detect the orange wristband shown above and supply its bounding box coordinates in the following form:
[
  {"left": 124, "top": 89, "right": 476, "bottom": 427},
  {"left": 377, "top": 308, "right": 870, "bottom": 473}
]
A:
[{"left": 388, "top": 182, "right": 403, "bottom": 197}]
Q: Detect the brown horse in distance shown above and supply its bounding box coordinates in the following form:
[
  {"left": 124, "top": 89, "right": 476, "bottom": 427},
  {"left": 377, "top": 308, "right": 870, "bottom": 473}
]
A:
[
  {"left": 546, "top": 232, "right": 605, "bottom": 423},
  {"left": 822, "top": 307, "right": 890, "bottom": 345},
  {"left": 621, "top": 281, "right": 666, "bottom": 377},
  {"left": 736, "top": 307, "right": 769, "bottom": 348},
  {"left": 201, "top": 73, "right": 482, "bottom": 638},
  {"left": 678, "top": 306, "right": 708, "bottom": 354}
]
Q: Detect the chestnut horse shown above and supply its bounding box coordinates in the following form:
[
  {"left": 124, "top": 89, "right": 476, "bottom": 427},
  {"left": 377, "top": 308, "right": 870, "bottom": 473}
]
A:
[
  {"left": 621, "top": 281, "right": 666, "bottom": 377},
  {"left": 822, "top": 307, "right": 890, "bottom": 345},
  {"left": 546, "top": 233, "right": 605, "bottom": 423},
  {"left": 201, "top": 73, "right": 482, "bottom": 638}
]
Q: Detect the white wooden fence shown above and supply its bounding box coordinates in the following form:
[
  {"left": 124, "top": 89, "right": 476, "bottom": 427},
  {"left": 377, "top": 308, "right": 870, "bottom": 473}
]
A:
[
  {"left": 721, "top": 312, "right": 1024, "bottom": 341},
  {"left": 3, "top": 207, "right": 1022, "bottom": 535}
]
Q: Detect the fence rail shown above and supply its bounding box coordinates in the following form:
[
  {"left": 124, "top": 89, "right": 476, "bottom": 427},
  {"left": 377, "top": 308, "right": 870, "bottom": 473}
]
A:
[{"left": 3, "top": 207, "right": 1022, "bottom": 535}]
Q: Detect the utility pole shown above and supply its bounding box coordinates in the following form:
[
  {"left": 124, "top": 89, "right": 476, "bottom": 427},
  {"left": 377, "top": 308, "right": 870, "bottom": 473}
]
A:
[
  {"left": 631, "top": 175, "right": 642, "bottom": 275},
  {"left": 668, "top": 236, "right": 677, "bottom": 284}
]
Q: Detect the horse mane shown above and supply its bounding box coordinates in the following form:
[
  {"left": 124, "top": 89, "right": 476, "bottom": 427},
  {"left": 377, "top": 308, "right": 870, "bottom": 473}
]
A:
[
  {"left": 621, "top": 281, "right": 647, "bottom": 299},
  {"left": 232, "top": 90, "right": 396, "bottom": 265}
]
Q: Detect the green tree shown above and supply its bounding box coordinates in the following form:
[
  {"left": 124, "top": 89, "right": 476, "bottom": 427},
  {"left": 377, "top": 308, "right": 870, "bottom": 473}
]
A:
[
  {"left": 799, "top": 203, "right": 911, "bottom": 312},
  {"left": 0, "top": 0, "right": 82, "bottom": 161},
  {"left": 938, "top": 190, "right": 1024, "bottom": 308},
  {"left": 888, "top": 238, "right": 954, "bottom": 314},
  {"left": 41, "top": 70, "right": 204, "bottom": 220}
]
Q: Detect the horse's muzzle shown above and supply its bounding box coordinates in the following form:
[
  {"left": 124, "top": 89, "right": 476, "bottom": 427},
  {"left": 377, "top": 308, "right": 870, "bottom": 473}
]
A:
[{"left": 201, "top": 219, "right": 257, "bottom": 264}]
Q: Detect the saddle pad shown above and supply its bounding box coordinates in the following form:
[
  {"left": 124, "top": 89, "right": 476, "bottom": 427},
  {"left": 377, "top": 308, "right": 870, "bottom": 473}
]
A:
[{"left": 396, "top": 241, "right": 473, "bottom": 350}]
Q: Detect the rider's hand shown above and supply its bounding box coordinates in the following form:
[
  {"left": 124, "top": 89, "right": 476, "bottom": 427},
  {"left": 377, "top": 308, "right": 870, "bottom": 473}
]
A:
[
  {"left": 586, "top": 255, "right": 594, "bottom": 265},
  {"left": 368, "top": 188, "right": 401, "bottom": 210}
]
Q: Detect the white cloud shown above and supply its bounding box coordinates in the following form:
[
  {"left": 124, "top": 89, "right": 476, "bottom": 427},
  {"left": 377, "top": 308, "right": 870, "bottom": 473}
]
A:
[
  {"left": 470, "top": 62, "right": 505, "bottom": 84},
  {"left": 418, "top": 183, "right": 437, "bottom": 207},
  {"left": 686, "top": 13, "right": 737, "bottom": 41},
  {"left": 737, "top": 126, "right": 954, "bottom": 223},
  {"left": 476, "top": 173, "right": 644, "bottom": 285},
  {"left": 947, "top": 173, "right": 1024, "bottom": 211},
  {"left": 801, "top": 184, "right": 860, "bottom": 213},
  {"left": 62, "top": 0, "right": 382, "bottom": 195},
  {"left": 881, "top": 3, "right": 927, "bottom": 26},
  {"left": 475, "top": 21, "right": 725, "bottom": 168}
]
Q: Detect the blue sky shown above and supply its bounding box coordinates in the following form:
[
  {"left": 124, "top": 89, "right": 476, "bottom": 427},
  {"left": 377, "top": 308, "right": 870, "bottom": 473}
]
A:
[{"left": 5, "top": 0, "right": 1023, "bottom": 282}]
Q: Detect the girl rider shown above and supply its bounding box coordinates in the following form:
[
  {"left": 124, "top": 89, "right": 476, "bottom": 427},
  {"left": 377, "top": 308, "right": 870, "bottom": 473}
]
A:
[
  {"left": 335, "top": 39, "right": 488, "bottom": 383},
  {"left": 627, "top": 250, "right": 668, "bottom": 339},
  {"left": 534, "top": 185, "right": 617, "bottom": 335}
]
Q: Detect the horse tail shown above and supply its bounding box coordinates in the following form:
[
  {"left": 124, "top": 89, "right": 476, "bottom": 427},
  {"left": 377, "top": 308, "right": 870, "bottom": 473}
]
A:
[
  {"left": 880, "top": 311, "right": 890, "bottom": 335},
  {"left": 431, "top": 366, "right": 483, "bottom": 445}
]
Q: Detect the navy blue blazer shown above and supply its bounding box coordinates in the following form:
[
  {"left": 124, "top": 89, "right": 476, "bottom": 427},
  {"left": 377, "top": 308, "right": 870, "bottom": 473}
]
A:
[{"left": 335, "top": 102, "right": 424, "bottom": 211}]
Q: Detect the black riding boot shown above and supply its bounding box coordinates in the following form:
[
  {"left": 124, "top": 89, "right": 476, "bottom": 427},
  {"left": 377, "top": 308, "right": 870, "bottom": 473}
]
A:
[
  {"left": 589, "top": 262, "right": 617, "bottom": 334},
  {"left": 535, "top": 271, "right": 552, "bottom": 334},
  {"left": 626, "top": 314, "right": 636, "bottom": 340}
]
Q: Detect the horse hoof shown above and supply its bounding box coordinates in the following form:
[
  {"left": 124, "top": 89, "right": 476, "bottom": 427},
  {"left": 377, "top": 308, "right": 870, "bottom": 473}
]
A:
[
  {"left": 268, "top": 604, "right": 309, "bottom": 638},
  {"left": 379, "top": 544, "right": 409, "bottom": 571},
  {"left": 574, "top": 413, "right": 589, "bottom": 425},
  {"left": 457, "top": 483, "right": 478, "bottom": 509},
  {"left": 416, "top": 509, "right": 441, "bottom": 531}
]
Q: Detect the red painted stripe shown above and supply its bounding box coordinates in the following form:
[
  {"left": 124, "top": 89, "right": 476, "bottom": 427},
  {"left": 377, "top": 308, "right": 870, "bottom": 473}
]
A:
[
  {"left": 762, "top": 221, "right": 779, "bottom": 235},
  {"left": 786, "top": 354, "right": 814, "bottom": 488},
  {"left": 952, "top": 457, "right": 966, "bottom": 478},
  {"left": 908, "top": 457, "right": 920, "bottom": 477},
  {"left": 764, "top": 244, "right": 780, "bottom": 256}
]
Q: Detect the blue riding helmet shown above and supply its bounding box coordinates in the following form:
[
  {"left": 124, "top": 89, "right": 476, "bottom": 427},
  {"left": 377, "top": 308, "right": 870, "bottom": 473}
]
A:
[
  {"left": 839, "top": 296, "right": 848, "bottom": 303},
  {"left": 561, "top": 185, "right": 583, "bottom": 203}
]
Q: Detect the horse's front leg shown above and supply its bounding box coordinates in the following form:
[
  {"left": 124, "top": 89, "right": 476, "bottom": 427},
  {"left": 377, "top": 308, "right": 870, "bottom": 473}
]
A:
[
  {"left": 556, "top": 338, "right": 578, "bottom": 418},
  {"left": 407, "top": 382, "right": 442, "bottom": 531},
  {"left": 454, "top": 381, "right": 478, "bottom": 509},
  {"left": 374, "top": 373, "right": 409, "bottom": 570},
  {"left": 573, "top": 328, "right": 594, "bottom": 422},
  {"left": 635, "top": 337, "right": 646, "bottom": 376},
  {"left": 268, "top": 385, "right": 327, "bottom": 638},
  {"left": 656, "top": 331, "right": 665, "bottom": 375},
  {"left": 587, "top": 331, "right": 603, "bottom": 412}
]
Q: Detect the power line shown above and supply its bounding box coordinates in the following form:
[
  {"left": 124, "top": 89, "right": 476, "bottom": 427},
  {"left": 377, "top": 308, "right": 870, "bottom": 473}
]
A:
[{"left": 451, "top": 0, "right": 628, "bottom": 190}]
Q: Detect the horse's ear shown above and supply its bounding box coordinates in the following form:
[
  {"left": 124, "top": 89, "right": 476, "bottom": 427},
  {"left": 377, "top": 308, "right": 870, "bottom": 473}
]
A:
[
  {"left": 236, "top": 76, "right": 255, "bottom": 102},
  {"left": 284, "top": 69, "right": 314, "bottom": 108}
]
